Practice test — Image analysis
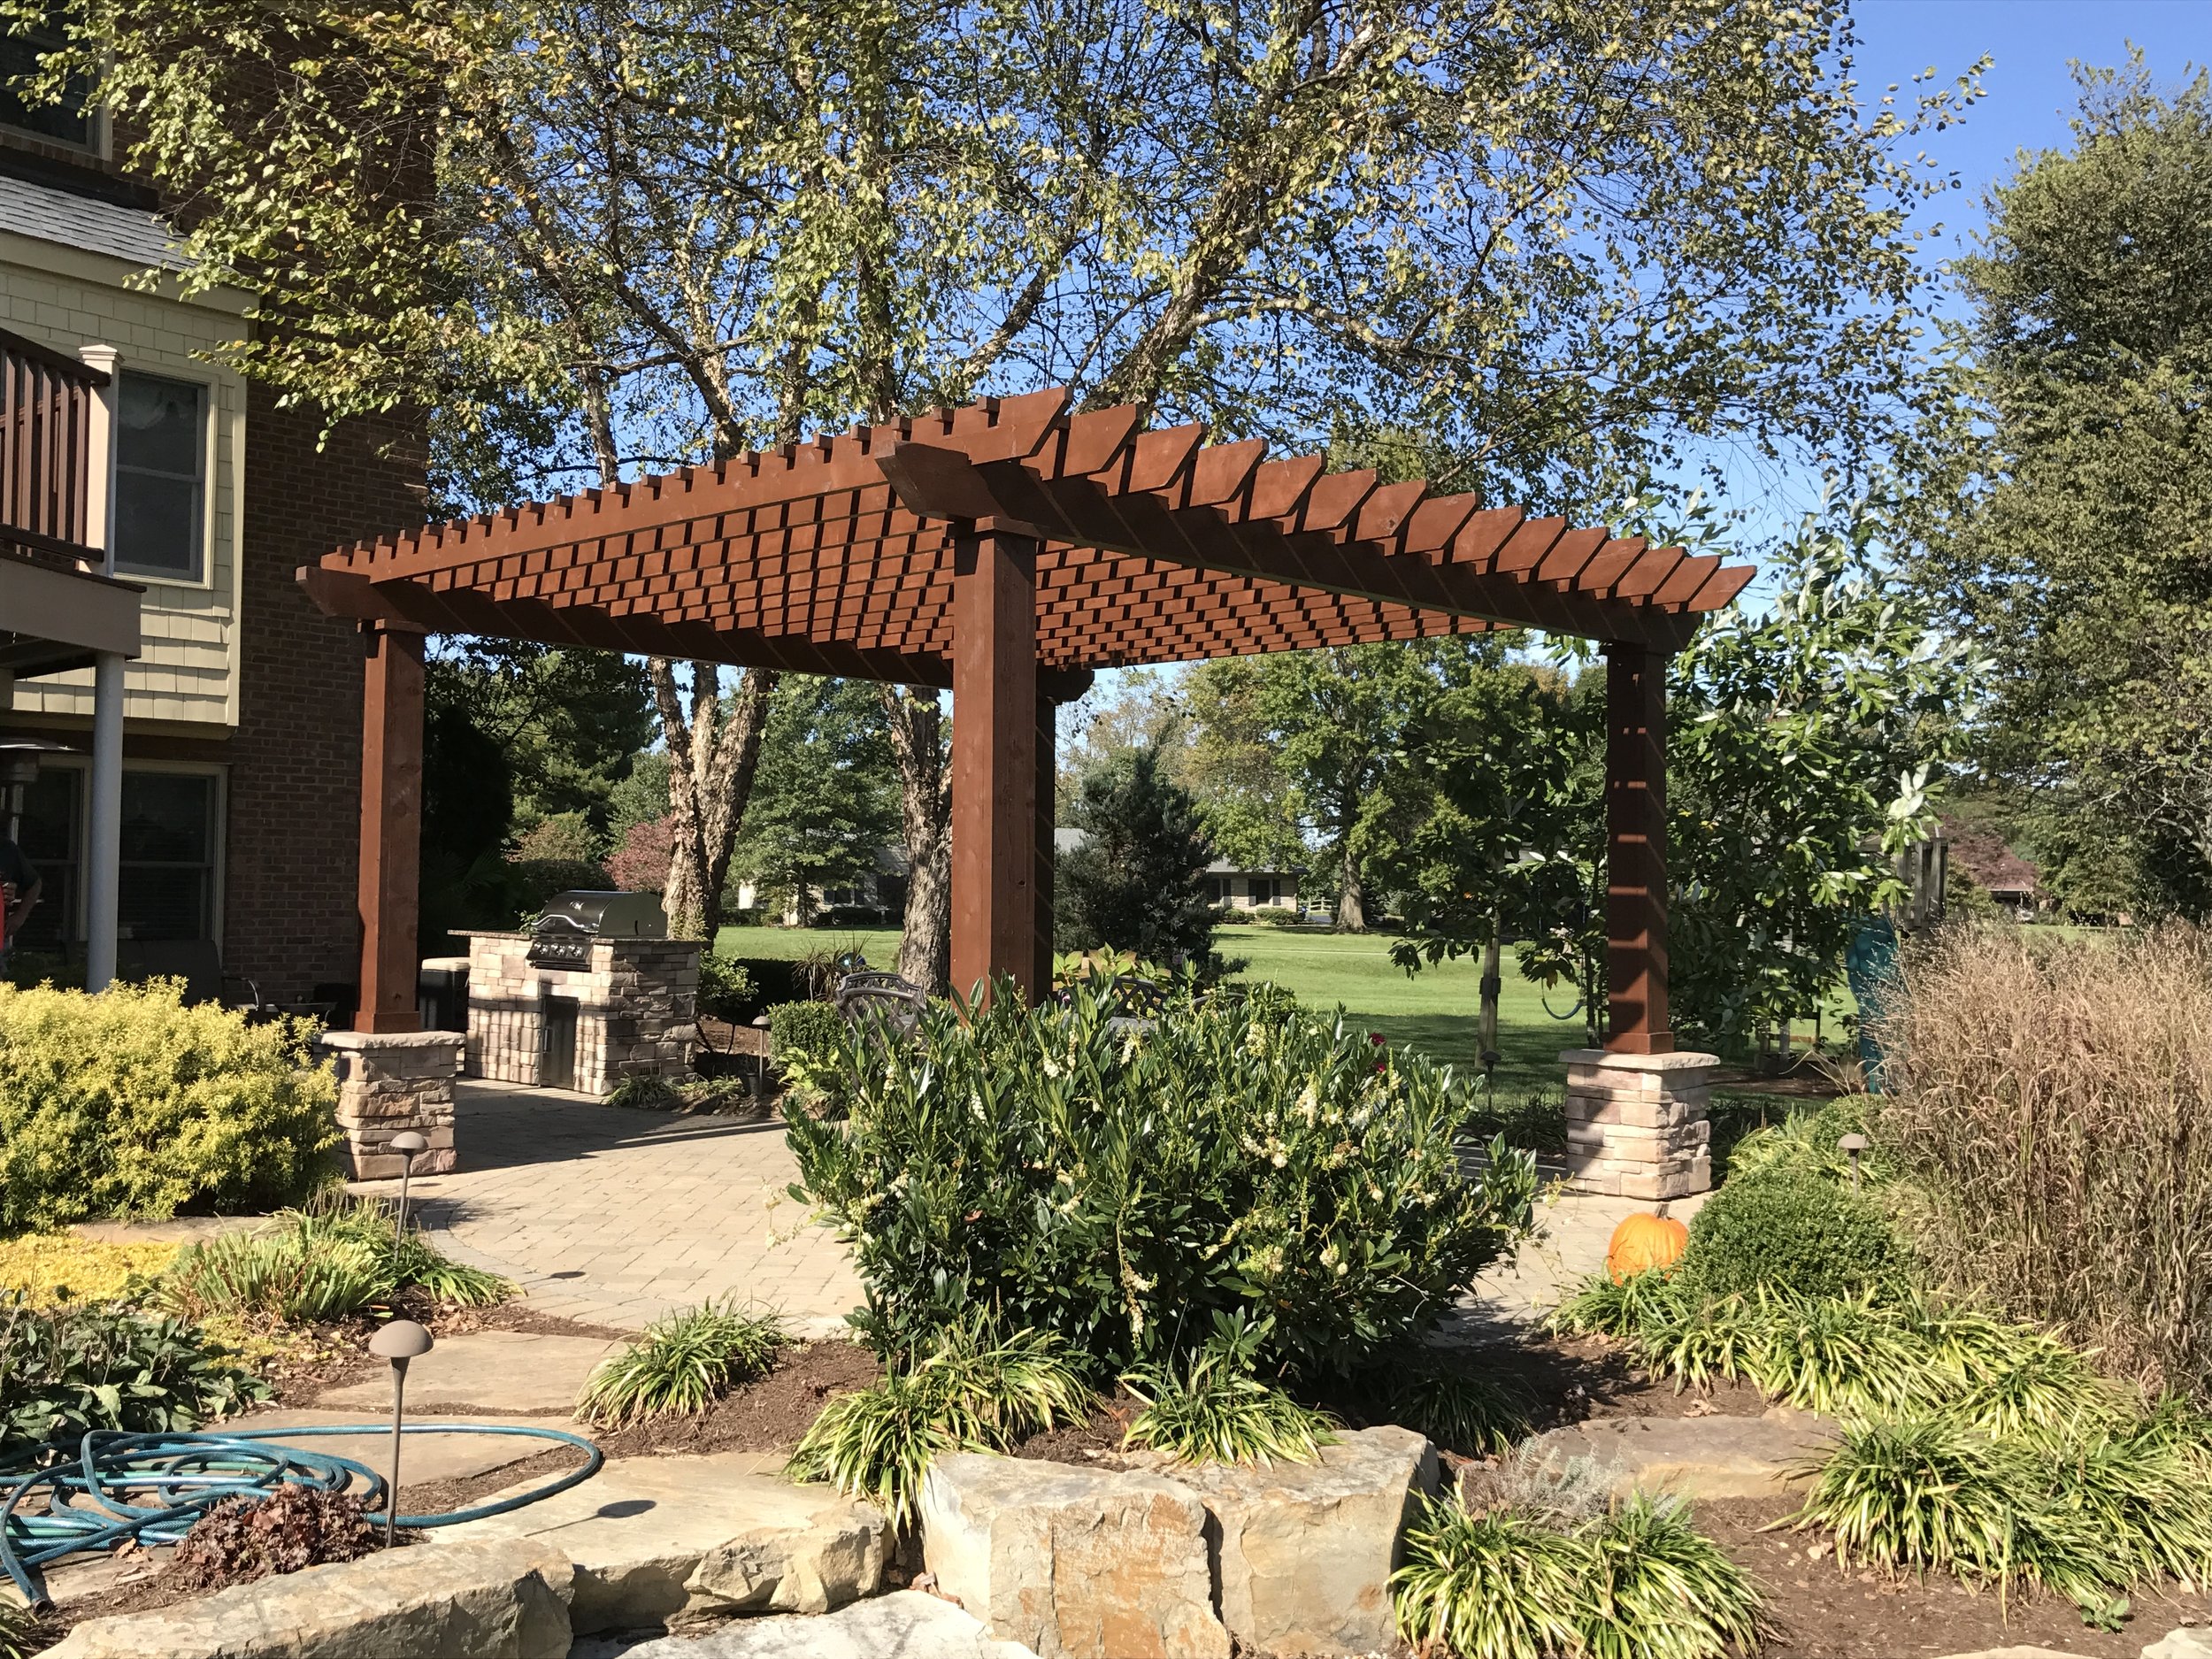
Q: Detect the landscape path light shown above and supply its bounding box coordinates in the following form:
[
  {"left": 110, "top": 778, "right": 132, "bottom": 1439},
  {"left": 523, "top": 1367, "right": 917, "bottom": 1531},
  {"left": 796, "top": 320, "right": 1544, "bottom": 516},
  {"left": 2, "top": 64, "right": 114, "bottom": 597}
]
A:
[
  {"left": 1838, "top": 1133, "right": 1869, "bottom": 1194},
  {"left": 388, "top": 1130, "right": 428, "bottom": 1276},
  {"left": 367, "top": 1319, "right": 434, "bottom": 1548}
]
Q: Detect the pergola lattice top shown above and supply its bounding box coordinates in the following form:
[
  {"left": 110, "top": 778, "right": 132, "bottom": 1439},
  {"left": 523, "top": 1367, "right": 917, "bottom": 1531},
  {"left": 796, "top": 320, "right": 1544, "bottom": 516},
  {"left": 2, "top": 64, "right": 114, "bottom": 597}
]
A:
[{"left": 305, "top": 388, "right": 1752, "bottom": 683}]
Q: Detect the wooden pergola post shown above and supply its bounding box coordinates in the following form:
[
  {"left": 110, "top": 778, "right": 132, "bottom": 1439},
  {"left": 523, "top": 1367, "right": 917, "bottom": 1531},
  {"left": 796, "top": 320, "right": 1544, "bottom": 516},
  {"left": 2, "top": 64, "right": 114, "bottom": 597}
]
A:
[
  {"left": 1033, "top": 693, "right": 1058, "bottom": 995},
  {"left": 1602, "top": 641, "right": 1671, "bottom": 1054},
  {"left": 357, "top": 620, "right": 426, "bottom": 1033},
  {"left": 949, "top": 526, "right": 1039, "bottom": 1002}
]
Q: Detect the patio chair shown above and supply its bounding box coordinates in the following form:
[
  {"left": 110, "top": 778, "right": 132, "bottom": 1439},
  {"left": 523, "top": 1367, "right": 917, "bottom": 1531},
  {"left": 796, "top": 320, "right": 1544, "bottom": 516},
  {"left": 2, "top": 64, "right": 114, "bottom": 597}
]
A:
[{"left": 834, "top": 969, "right": 928, "bottom": 1041}]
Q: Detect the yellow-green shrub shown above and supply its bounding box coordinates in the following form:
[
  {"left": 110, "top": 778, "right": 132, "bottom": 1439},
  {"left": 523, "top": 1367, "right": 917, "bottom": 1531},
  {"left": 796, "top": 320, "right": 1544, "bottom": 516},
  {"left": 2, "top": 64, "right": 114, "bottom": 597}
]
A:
[{"left": 0, "top": 981, "right": 338, "bottom": 1233}]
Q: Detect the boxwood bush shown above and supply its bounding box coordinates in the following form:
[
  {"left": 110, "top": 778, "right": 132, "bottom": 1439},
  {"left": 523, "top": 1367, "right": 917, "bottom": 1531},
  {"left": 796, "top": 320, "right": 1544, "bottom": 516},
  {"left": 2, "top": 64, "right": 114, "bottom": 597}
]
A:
[
  {"left": 0, "top": 981, "right": 338, "bottom": 1233},
  {"left": 787, "top": 980, "right": 1537, "bottom": 1377},
  {"left": 1679, "top": 1162, "right": 1905, "bottom": 1302}
]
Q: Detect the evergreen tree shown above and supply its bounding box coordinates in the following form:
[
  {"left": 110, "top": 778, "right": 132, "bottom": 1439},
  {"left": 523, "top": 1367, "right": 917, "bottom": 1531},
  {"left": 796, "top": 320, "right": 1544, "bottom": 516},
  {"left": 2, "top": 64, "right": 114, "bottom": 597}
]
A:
[{"left": 1056, "top": 749, "right": 1217, "bottom": 967}]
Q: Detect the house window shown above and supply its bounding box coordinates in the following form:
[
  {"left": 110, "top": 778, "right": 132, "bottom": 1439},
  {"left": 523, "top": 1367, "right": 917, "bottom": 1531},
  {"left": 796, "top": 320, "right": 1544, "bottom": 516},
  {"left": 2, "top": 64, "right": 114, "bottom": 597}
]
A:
[
  {"left": 118, "top": 771, "right": 217, "bottom": 941},
  {"left": 113, "top": 373, "right": 207, "bottom": 581},
  {"left": 0, "top": 4, "right": 94, "bottom": 148},
  {"left": 9, "top": 764, "right": 81, "bottom": 951},
  {"left": 1249, "top": 876, "right": 1280, "bottom": 907}
]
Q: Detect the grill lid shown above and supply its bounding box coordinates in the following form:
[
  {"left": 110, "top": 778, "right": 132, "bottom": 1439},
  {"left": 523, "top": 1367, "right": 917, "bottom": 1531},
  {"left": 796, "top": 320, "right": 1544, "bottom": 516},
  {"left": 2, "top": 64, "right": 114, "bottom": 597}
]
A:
[{"left": 534, "top": 891, "right": 668, "bottom": 940}]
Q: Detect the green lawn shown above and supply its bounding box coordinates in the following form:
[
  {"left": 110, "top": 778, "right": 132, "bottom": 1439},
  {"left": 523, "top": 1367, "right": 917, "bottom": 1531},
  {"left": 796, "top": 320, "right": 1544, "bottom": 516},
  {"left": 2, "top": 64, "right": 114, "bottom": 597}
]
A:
[{"left": 716, "top": 921, "right": 1585, "bottom": 1096}]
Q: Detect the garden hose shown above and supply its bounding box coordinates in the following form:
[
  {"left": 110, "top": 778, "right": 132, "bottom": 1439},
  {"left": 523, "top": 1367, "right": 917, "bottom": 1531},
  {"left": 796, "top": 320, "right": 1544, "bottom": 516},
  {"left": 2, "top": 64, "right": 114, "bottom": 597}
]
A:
[{"left": 0, "top": 1423, "right": 604, "bottom": 1606}]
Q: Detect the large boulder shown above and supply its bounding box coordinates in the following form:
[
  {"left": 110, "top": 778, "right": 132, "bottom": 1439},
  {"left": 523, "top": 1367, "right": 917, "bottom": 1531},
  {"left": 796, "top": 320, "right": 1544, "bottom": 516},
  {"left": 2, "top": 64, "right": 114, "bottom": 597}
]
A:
[
  {"left": 590, "top": 1589, "right": 1041, "bottom": 1657},
  {"left": 1508, "top": 1407, "right": 1836, "bottom": 1502},
  {"left": 922, "top": 1454, "right": 1229, "bottom": 1659},
  {"left": 434, "top": 1451, "right": 888, "bottom": 1632},
  {"left": 1148, "top": 1425, "right": 1436, "bottom": 1656},
  {"left": 2145, "top": 1632, "right": 2212, "bottom": 1659},
  {"left": 44, "top": 1537, "right": 572, "bottom": 1659}
]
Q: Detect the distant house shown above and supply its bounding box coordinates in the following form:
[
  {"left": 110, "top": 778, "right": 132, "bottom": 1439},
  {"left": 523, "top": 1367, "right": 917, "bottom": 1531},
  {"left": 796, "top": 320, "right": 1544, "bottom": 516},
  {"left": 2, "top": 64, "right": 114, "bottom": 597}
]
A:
[
  {"left": 1052, "top": 828, "right": 1302, "bottom": 913},
  {"left": 731, "top": 845, "right": 910, "bottom": 926},
  {"left": 1942, "top": 818, "right": 2044, "bottom": 916}
]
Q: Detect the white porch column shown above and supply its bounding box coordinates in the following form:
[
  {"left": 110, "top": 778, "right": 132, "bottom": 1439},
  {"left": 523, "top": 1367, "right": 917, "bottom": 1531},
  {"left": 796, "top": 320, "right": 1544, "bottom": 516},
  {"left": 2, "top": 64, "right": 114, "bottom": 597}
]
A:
[
  {"left": 86, "top": 653, "right": 124, "bottom": 991},
  {"left": 81, "top": 344, "right": 125, "bottom": 993}
]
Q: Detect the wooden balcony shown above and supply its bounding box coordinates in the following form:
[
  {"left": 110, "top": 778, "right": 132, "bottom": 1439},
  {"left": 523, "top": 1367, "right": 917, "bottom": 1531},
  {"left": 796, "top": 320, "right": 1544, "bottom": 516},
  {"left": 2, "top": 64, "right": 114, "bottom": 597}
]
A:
[{"left": 1, "top": 323, "right": 107, "bottom": 571}]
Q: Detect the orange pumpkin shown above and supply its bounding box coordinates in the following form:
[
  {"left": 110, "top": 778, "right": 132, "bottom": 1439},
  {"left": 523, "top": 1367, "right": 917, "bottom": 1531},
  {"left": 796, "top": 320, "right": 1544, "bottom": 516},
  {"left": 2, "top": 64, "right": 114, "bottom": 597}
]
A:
[{"left": 1606, "top": 1211, "right": 1689, "bottom": 1284}]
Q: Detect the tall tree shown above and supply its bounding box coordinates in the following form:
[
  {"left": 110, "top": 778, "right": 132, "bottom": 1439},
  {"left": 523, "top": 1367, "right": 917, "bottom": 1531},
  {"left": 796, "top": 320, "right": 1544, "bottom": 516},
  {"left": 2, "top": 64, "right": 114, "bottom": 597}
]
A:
[
  {"left": 1909, "top": 58, "right": 2212, "bottom": 918},
  {"left": 61, "top": 0, "right": 1980, "bottom": 982},
  {"left": 733, "top": 678, "right": 899, "bottom": 923},
  {"left": 1056, "top": 748, "right": 1217, "bottom": 968}
]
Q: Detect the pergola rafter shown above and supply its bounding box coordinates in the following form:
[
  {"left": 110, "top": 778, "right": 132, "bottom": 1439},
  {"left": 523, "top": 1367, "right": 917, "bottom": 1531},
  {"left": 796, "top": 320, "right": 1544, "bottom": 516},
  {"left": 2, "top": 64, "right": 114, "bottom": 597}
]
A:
[{"left": 304, "top": 388, "right": 1751, "bottom": 1052}]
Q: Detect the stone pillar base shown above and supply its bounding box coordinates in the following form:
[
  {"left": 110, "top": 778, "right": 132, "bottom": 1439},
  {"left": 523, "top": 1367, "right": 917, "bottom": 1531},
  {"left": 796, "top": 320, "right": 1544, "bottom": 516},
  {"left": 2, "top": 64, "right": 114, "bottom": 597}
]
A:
[
  {"left": 1559, "top": 1048, "right": 1719, "bottom": 1200},
  {"left": 318, "top": 1030, "right": 465, "bottom": 1179}
]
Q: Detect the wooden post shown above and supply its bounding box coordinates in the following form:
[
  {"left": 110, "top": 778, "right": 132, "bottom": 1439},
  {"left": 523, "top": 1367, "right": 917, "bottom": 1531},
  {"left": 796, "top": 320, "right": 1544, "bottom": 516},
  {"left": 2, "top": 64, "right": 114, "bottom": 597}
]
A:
[
  {"left": 949, "top": 526, "right": 1039, "bottom": 1003},
  {"left": 357, "top": 622, "right": 426, "bottom": 1033},
  {"left": 1603, "top": 642, "right": 1671, "bottom": 1054},
  {"left": 1034, "top": 694, "right": 1058, "bottom": 995}
]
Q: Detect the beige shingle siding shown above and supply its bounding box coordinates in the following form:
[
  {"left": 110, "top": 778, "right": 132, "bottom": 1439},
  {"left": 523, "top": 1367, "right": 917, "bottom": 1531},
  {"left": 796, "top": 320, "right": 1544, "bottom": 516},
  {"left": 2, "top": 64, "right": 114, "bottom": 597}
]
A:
[{"left": 1, "top": 240, "right": 249, "bottom": 728}]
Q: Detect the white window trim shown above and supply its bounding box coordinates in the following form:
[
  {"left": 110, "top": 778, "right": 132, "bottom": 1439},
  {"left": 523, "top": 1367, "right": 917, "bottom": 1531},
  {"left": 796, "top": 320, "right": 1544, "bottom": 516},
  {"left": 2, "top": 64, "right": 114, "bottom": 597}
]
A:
[{"left": 110, "top": 367, "right": 218, "bottom": 591}]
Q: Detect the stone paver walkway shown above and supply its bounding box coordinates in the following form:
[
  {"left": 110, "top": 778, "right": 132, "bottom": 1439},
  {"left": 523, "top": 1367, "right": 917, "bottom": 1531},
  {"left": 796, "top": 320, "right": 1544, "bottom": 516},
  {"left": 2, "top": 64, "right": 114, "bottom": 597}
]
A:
[
  {"left": 372, "top": 1081, "right": 1694, "bottom": 1346},
  {"left": 382, "top": 1082, "right": 864, "bottom": 1337}
]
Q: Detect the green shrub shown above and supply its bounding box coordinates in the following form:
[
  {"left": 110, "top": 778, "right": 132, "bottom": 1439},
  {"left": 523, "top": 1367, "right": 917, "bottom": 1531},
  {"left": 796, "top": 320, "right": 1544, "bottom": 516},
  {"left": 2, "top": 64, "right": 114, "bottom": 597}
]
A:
[
  {"left": 577, "top": 1301, "right": 787, "bottom": 1427},
  {"left": 787, "top": 1323, "right": 1093, "bottom": 1524},
  {"left": 1793, "top": 1405, "right": 2212, "bottom": 1620},
  {"left": 1722, "top": 1096, "right": 1884, "bottom": 1186},
  {"left": 0, "top": 1291, "right": 267, "bottom": 1452},
  {"left": 1250, "top": 905, "right": 1302, "bottom": 926},
  {"left": 1679, "top": 1163, "right": 1905, "bottom": 1302},
  {"left": 606, "top": 1074, "right": 684, "bottom": 1110},
  {"left": 158, "top": 1199, "right": 511, "bottom": 1324},
  {"left": 696, "top": 951, "right": 756, "bottom": 1022},
  {"left": 1361, "top": 1361, "right": 1534, "bottom": 1455},
  {"left": 787, "top": 980, "right": 1538, "bottom": 1376},
  {"left": 1394, "top": 1494, "right": 1763, "bottom": 1659},
  {"left": 767, "top": 999, "right": 848, "bottom": 1110},
  {"left": 1121, "top": 1315, "right": 1336, "bottom": 1466},
  {"left": 0, "top": 981, "right": 339, "bottom": 1233}
]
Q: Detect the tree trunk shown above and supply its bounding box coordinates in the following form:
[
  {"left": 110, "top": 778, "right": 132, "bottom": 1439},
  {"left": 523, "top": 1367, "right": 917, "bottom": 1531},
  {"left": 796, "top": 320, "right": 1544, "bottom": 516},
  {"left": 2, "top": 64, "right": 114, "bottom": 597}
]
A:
[
  {"left": 1334, "top": 840, "right": 1368, "bottom": 933},
  {"left": 883, "top": 684, "right": 952, "bottom": 993},
  {"left": 651, "top": 660, "right": 777, "bottom": 941},
  {"left": 1478, "top": 909, "right": 1503, "bottom": 1078}
]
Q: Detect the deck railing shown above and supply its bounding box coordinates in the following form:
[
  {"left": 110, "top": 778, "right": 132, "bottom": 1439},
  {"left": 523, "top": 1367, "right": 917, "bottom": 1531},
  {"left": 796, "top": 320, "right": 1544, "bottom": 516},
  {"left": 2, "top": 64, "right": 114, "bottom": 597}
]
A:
[{"left": 0, "top": 325, "right": 107, "bottom": 569}]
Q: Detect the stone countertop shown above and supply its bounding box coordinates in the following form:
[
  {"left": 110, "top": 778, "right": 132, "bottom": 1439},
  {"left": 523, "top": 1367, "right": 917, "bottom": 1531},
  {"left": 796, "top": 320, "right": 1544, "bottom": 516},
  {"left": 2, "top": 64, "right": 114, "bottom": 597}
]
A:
[{"left": 458, "top": 930, "right": 710, "bottom": 944}]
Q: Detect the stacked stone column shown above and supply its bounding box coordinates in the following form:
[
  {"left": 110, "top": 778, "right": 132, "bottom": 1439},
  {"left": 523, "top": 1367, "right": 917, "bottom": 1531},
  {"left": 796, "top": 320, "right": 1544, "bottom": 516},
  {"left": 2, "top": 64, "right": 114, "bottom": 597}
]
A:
[
  {"left": 318, "top": 1029, "right": 464, "bottom": 1179},
  {"left": 1559, "top": 1048, "right": 1718, "bottom": 1200}
]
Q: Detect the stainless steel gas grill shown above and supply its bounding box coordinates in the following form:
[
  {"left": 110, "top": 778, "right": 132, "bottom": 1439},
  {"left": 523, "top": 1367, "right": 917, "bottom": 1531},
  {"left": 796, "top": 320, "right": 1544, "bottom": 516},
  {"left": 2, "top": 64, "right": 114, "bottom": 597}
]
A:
[{"left": 525, "top": 890, "right": 668, "bottom": 969}]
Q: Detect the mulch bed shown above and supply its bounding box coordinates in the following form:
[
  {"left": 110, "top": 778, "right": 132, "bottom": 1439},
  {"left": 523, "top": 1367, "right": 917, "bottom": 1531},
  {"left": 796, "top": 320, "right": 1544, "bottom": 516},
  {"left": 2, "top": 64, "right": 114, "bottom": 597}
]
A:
[{"left": 1700, "top": 1495, "right": 2208, "bottom": 1657}]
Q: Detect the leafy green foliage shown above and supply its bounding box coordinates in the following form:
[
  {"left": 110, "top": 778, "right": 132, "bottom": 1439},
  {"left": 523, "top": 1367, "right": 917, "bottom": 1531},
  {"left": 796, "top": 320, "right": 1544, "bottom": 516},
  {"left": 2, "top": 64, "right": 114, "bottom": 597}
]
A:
[
  {"left": 577, "top": 1302, "right": 788, "bottom": 1428},
  {"left": 1056, "top": 747, "right": 1218, "bottom": 969},
  {"left": 0, "top": 981, "right": 338, "bottom": 1233},
  {"left": 0, "top": 1598, "right": 50, "bottom": 1659},
  {"left": 1360, "top": 1362, "right": 1534, "bottom": 1457},
  {"left": 158, "top": 1200, "right": 512, "bottom": 1324},
  {"left": 787, "top": 984, "right": 1537, "bottom": 1376},
  {"left": 0, "top": 1292, "right": 267, "bottom": 1453},
  {"left": 787, "top": 1325, "right": 1093, "bottom": 1525},
  {"left": 732, "top": 678, "right": 898, "bottom": 926},
  {"left": 1793, "top": 1406, "right": 2212, "bottom": 1619},
  {"left": 1121, "top": 1316, "right": 1337, "bottom": 1466},
  {"left": 1678, "top": 1164, "right": 1907, "bottom": 1302},
  {"left": 695, "top": 951, "right": 756, "bottom": 1022},
  {"left": 1910, "top": 61, "right": 2212, "bottom": 918},
  {"left": 1394, "top": 1494, "right": 1763, "bottom": 1659}
]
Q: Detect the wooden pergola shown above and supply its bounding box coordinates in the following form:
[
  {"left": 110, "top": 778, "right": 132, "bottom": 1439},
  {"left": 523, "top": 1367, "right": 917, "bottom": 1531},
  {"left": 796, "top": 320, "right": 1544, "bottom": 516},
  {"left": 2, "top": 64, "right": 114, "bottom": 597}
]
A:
[{"left": 302, "top": 388, "right": 1751, "bottom": 1053}]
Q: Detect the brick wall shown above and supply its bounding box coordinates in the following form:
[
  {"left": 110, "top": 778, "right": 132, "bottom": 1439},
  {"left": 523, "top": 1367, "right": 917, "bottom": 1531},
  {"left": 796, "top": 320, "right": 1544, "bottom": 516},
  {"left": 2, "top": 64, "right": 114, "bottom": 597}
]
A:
[{"left": 226, "top": 392, "right": 426, "bottom": 1001}]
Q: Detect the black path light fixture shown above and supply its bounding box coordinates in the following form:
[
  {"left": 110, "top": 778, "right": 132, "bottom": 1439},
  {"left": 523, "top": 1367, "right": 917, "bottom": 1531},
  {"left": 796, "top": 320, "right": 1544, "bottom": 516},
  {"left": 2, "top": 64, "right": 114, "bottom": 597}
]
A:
[
  {"left": 388, "top": 1130, "right": 428, "bottom": 1276},
  {"left": 367, "top": 1319, "right": 434, "bottom": 1548}
]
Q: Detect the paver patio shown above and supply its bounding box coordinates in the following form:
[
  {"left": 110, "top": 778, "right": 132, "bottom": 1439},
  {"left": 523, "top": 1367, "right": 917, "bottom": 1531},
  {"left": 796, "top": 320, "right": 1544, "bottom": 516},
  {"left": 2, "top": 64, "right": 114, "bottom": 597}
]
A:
[
  {"left": 369, "top": 1080, "right": 1680, "bottom": 1344},
  {"left": 388, "top": 1081, "right": 865, "bottom": 1337}
]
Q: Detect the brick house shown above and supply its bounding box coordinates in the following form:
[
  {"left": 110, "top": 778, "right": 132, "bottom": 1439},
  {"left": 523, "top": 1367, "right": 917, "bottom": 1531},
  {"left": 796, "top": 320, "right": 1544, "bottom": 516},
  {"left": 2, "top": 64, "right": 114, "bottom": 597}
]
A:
[{"left": 0, "top": 81, "right": 425, "bottom": 1009}]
